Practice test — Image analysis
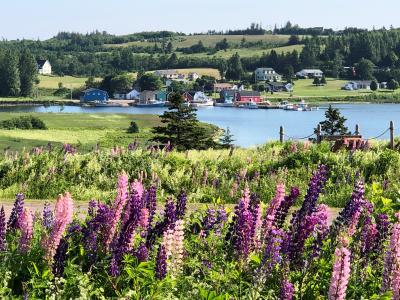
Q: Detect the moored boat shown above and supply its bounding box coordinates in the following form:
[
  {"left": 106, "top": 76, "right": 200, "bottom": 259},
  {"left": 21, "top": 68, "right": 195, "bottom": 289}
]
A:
[{"left": 135, "top": 100, "right": 165, "bottom": 107}]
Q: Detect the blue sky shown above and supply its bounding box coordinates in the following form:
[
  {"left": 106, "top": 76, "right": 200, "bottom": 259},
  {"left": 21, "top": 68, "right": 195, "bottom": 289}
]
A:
[{"left": 2, "top": 0, "right": 400, "bottom": 40}]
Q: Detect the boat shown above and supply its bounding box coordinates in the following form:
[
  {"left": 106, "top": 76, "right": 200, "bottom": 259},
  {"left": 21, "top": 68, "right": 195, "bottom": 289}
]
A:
[
  {"left": 279, "top": 100, "right": 291, "bottom": 109},
  {"left": 214, "top": 102, "right": 234, "bottom": 107},
  {"left": 257, "top": 101, "right": 280, "bottom": 109},
  {"left": 135, "top": 100, "right": 165, "bottom": 107},
  {"left": 190, "top": 99, "right": 214, "bottom": 107},
  {"left": 236, "top": 102, "right": 258, "bottom": 109}
]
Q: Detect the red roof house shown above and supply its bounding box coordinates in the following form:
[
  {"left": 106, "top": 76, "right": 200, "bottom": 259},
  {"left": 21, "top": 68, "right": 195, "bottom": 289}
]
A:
[{"left": 234, "top": 91, "right": 262, "bottom": 103}]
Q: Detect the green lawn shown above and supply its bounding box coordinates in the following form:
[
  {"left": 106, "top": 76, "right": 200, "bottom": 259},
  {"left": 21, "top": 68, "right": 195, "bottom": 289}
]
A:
[
  {"left": 265, "top": 78, "right": 400, "bottom": 100},
  {"left": 38, "top": 75, "right": 96, "bottom": 89},
  {"left": 0, "top": 113, "right": 161, "bottom": 152}
]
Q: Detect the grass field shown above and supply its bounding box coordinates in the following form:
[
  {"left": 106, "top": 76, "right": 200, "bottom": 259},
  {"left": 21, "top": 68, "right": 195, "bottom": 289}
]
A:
[
  {"left": 38, "top": 75, "right": 94, "bottom": 89},
  {"left": 265, "top": 78, "right": 400, "bottom": 100},
  {"left": 104, "top": 34, "right": 292, "bottom": 49},
  {"left": 0, "top": 113, "right": 161, "bottom": 152}
]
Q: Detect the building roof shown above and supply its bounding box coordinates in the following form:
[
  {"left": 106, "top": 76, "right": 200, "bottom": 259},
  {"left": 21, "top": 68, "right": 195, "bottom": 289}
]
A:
[
  {"left": 238, "top": 91, "right": 261, "bottom": 97},
  {"left": 297, "top": 69, "right": 323, "bottom": 73},
  {"left": 82, "top": 88, "right": 107, "bottom": 93},
  {"left": 256, "top": 67, "right": 275, "bottom": 71},
  {"left": 214, "top": 83, "right": 233, "bottom": 88},
  {"left": 37, "top": 59, "right": 49, "bottom": 68},
  {"left": 267, "top": 82, "right": 287, "bottom": 87}
]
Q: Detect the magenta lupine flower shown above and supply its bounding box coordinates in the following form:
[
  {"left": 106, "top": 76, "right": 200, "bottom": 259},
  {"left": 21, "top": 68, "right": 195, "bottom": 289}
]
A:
[
  {"left": 0, "top": 207, "right": 6, "bottom": 251},
  {"left": 328, "top": 236, "right": 351, "bottom": 300},
  {"left": 382, "top": 213, "right": 400, "bottom": 298},
  {"left": 280, "top": 279, "right": 294, "bottom": 300},
  {"left": 18, "top": 208, "right": 33, "bottom": 253},
  {"left": 7, "top": 193, "right": 25, "bottom": 231},
  {"left": 263, "top": 183, "right": 286, "bottom": 237},
  {"left": 130, "top": 179, "right": 144, "bottom": 200},
  {"left": 103, "top": 173, "right": 129, "bottom": 250},
  {"left": 155, "top": 245, "right": 167, "bottom": 280},
  {"left": 139, "top": 208, "right": 149, "bottom": 229},
  {"left": 43, "top": 193, "right": 74, "bottom": 262}
]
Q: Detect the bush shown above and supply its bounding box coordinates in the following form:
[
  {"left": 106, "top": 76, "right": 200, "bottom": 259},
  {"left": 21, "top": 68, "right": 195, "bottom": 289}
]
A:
[
  {"left": 0, "top": 116, "right": 47, "bottom": 130},
  {"left": 127, "top": 121, "right": 139, "bottom": 133}
]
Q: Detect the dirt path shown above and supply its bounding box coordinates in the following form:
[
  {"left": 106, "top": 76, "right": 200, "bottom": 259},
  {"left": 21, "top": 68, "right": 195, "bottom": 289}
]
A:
[{"left": 1, "top": 200, "right": 342, "bottom": 225}]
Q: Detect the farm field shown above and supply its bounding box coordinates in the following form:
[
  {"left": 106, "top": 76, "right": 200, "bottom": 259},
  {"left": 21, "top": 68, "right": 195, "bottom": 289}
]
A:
[
  {"left": 104, "top": 34, "right": 292, "bottom": 48},
  {"left": 0, "top": 113, "right": 160, "bottom": 152}
]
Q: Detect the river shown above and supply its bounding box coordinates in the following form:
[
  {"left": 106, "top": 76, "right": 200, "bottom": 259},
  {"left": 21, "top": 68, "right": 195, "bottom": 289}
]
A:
[{"left": 0, "top": 103, "right": 397, "bottom": 147}]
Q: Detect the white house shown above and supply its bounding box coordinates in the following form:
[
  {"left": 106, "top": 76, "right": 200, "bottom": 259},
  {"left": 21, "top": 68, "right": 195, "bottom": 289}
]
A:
[
  {"left": 342, "top": 81, "right": 372, "bottom": 91},
  {"left": 255, "top": 68, "right": 282, "bottom": 82},
  {"left": 113, "top": 89, "right": 140, "bottom": 100},
  {"left": 296, "top": 69, "right": 324, "bottom": 78},
  {"left": 154, "top": 69, "right": 182, "bottom": 79},
  {"left": 37, "top": 60, "right": 52, "bottom": 75}
]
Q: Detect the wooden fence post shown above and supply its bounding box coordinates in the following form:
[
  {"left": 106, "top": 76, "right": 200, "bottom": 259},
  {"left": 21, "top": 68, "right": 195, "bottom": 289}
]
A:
[
  {"left": 229, "top": 146, "right": 234, "bottom": 157},
  {"left": 390, "top": 121, "right": 395, "bottom": 149},
  {"left": 355, "top": 124, "right": 360, "bottom": 135},
  {"left": 279, "top": 126, "right": 284, "bottom": 143},
  {"left": 316, "top": 124, "right": 322, "bottom": 143}
]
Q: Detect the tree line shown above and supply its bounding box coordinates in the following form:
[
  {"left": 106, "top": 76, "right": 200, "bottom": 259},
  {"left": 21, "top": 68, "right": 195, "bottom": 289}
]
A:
[{"left": 0, "top": 49, "right": 38, "bottom": 97}]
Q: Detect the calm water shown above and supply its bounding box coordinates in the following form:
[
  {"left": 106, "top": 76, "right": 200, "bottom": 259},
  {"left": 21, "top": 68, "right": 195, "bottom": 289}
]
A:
[{"left": 0, "top": 104, "right": 398, "bottom": 147}]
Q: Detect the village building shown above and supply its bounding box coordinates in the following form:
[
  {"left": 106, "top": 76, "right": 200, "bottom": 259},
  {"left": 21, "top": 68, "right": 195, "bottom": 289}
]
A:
[
  {"left": 213, "top": 83, "right": 234, "bottom": 92},
  {"left": 234, "top": 91, "right": 262, "bottom": 103},
  {"left": 255, "top": 68, "right": 282, "bottom": 82},
  {"left": 296, "top": 69, "right": 324, "bottom": 78},
  {"left": 266, "top": 82, "right": 293, "bottom": 92},
  {"left": 113, "top": 89, "right": 140, "bottom": 100},
  {"left": 37, "top": 59, "right": 52, "bottom": 75},
  {"left": 80, "top": 88, "right": 109, "bottom": 103},
  {"left": 342, "top": 81, "right": 373, "bottom": 90},
  {"left": 155, "top": 69, "right": 183, "bottom": 79},
  {"left": 188, "top": 72, "right": 200, "bottom": 81}
]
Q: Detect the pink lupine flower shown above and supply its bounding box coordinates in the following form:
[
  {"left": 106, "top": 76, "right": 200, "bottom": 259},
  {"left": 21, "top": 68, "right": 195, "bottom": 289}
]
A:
[
  {"left": 43, "top": 193, "right": 73, "bottom": 262},
  {"left": 139, "top": 208, "right": 149, "bottom": 229},
  {"left": 162, "top": 219, "right": 185, "bottom": 276},
  {"left": 382, "top": 213, "right": 400, "bottom": 298},
  {"left": 263, "top": 183, "right": 285, "bottom": 236},
  {"left": 130, "top": 179, "right": 144, "bottom": 200},
  {"left": 328, "top": 236, "right": 351, "bottom": 300},
  {"left": 18, "top": 208, "right": 33, "bottom": 253},
  {"left": 230, "top": 181, "right": 239, "bottom": 198},
  {"left": 104, "top": 173, "right": 129, "bottom": 250}
]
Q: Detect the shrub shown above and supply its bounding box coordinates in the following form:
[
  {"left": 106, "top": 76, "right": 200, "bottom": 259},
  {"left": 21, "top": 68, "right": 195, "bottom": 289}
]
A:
[
  {"left": 127, "top": 121, "right": 139, "bottom": 133},
  {"left": 0, "top": 116, "right": 47, "bottom": 130}
]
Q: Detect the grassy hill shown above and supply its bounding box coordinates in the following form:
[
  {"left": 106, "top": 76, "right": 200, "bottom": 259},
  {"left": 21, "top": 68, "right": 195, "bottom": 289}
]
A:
[{"left": 38, "top": 75, "right": 94, "bottom": 89}]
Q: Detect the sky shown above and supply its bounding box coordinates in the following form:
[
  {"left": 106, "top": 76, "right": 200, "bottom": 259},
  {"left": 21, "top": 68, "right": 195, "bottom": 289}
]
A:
[{"left": 2, "top": 0, "right": 400, "bottom": 40}]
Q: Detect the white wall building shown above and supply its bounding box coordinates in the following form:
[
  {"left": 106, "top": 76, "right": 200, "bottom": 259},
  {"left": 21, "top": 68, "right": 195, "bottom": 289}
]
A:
[
  {"left": 255, "top": 68, "right": 282, "bottom": 82},
  {"left": 37, "top": 60, "right": 52, "bottom": 75},
  {"left": 296, "top": 69, "right": 324, "bottom": 78}
]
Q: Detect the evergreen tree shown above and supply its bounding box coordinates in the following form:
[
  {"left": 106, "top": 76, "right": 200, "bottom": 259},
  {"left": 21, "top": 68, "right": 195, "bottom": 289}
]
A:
[
  {"left": 313, "top": 77, "right": 320, "bottom": 86},
  {"left": 356, "top": 58, "right": 375, "bottom": 80},
  {"left": 137, "top": 73, "right": 162, "bottom": 91},
  {"left": 152, "top": 93, "right": 218, "bottom": 150},
  {"left": 19, "top": 49, "right": 38, "bottom": 97},
  {"left": 370, "top": 80, "right": 378, "bottom": 91},
  {"left": 220, "top": 127, "right": 235, "bottom": 148},
  {"left": 0, "top": 50, "right": 21, "bottom": 97},
  {"left": 225, "top": 53, "right": 244, "bottom": 81},
  {"left": 316, "top": 105, "right": 349, "bottom": 135},
  {"left": 320, "top": 75, "right": 327, "bottom": 85},
  {"left": 166, "top": 42, "right": 173, "bottom": 53},
  {"left": 388, "top": 79, "right": 399, "bottom": 90}
]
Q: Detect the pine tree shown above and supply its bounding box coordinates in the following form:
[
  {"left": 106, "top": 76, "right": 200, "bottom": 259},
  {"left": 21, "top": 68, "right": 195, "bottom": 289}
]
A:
[
  {"left": 225, "top": 53, "right": 244, "bottom": 81},
  {"left": 370, "top": 80, "right": 378, "bottom": 91},
  {"left": 320, "top": 75, "right": 327, "bottom": 85},
  {"left": 313, "top": 77, "right": 320, "bottom": 86},
  {"left": 316, "top": 105, "right": 349, "bottom": 135},
  {"left": 0, "top": 50, "right": 21, "bottom": 97},
  {"left": 220, "top": 127, "right": 235, "bottom": 148},
  {"left": 19, "top": 49, "right": 38, "bottom": 97},
  {"left": 152, "top": 93, "right": 218, "bottom": 150}
]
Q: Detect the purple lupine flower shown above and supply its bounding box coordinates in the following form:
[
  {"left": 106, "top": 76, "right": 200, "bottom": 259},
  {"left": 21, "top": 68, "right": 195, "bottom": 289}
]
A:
[
  {"left": 203, "top": 208, "right": 216, "bottom": 233},
  {"left": 164, "top": 198, "right": 176, "bottom": 228},
  {"left": 136, "top": 243, "right": 148, "bottom": 262},
  {"left": 176, "top": 191, "right": 187, "bottom": 220},
  {"left": 275, "top": 187, "right": 300, "bottom": 229},
  {"left": 310, "top": 204, "right": 329, "bottom": 259},
  {"left": 121, "top": 188, "right": 142, "bottom": 233},
  {"left": 263, "top": 183, "right": 286, "bottom": 237},
  {"left": 109, "top": 256, "right": 120, "bottom": 277},
  {"left": 360, "top": 216, "right": 378, "bottom": 259},
  {"left": 212, "top": 178, "right": 220, "bottom": 189},
  {"left": 260, "top": 228, "right": 286, "bottom": 272},
  {"left": 249, "top": 193, "right": 262, "bottom": 249},
  {"left": 87, "top": 200, "right": 97, "bottom": 218},
  {"left": 280, "top": 279, "right": 294, "bottom": 300},
  {"left": 382, "top": 213, "right": 400, "bottom": 297},
  {"left": 155, "top": 245, "right": 167, "bottom": 280},
  {"left": 128, "top": 140, "right": 139, "bottom": 151},
  {"left": 0, "top": 207, "right": 6, "bottom": 251},
  {"left": 372, "top": 214, "right": 391, "bottom": 258},
  {"left": 63, "top": 143, "right": 76, "bottom": 154},
  {"left": 42, "top": 201, "right": 54, "bottom": 230},
  {"left": 7, "top": 193, "right": 25, "bottom": 231},
  {"left": 145, "top": 185, "right": 157, "bottom": 228},
  {"left": 103, "top": 173, "right": 129, "bottom": 251},
  {"left": 231, "top": 188, "right": 253, "bottom": 260}
]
